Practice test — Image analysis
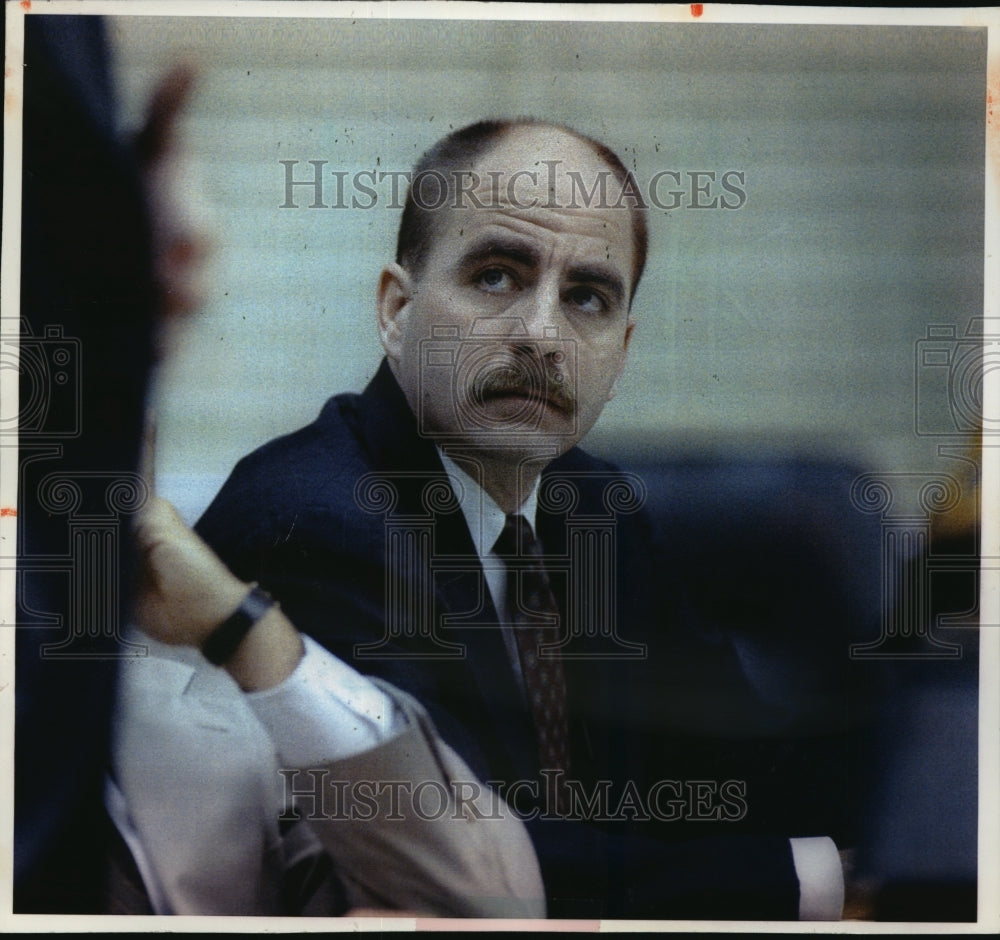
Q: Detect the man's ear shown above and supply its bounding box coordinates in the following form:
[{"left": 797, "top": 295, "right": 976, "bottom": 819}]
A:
[
  {"left": 376, "top": 263, "right": 414, "bottom": 365},
  {"left": 606, "top": 318, "right": 635, "bottom": 401}
]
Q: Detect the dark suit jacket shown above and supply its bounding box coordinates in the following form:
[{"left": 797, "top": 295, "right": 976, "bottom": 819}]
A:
[{"left": 198, "top": 360, "right": 803, "bottom": 919}]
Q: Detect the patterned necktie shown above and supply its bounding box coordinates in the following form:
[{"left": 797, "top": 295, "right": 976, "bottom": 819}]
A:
[{"left": 493, "top": 514, "right": 571, "bottom": 802}]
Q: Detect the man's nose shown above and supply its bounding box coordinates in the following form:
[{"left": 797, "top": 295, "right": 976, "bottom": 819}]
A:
[{"left": 512, "top": 281, "right": 563, "bottom": 352}]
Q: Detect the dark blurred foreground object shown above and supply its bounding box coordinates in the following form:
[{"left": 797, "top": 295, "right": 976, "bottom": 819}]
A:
[
  {"left": 15, "top": 14, "right": 155, "bottom": 912},
  {"left": 619, "top": 453, "right": 887, "bottom": 848}
]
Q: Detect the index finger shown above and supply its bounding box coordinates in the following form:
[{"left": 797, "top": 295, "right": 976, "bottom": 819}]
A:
[{"left": 134, "top": 63, "right": 199, "bottom": 165}]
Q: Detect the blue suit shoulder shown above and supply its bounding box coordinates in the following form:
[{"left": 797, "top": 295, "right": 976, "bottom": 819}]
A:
[
  {"left": 196, "top": 391, "right": 372, "bottom": 558},
  {"left": 543, "top": 447, "right": 656, "bottom": 546}
]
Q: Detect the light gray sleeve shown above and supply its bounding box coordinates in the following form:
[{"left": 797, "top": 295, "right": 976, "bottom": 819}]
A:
[{"left": 290, "top": 680, "right": 546, "bottom": 919}]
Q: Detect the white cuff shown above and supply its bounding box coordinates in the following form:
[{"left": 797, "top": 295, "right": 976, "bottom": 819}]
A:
[
  {"left": 790, "top": 835, "right": 844, "bottom": 921},
  {"left": 246, "top": 634, "right": 405, "bottom": 766}
]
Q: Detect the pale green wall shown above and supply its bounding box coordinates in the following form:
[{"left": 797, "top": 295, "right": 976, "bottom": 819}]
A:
[{"left": 108, "top": 17, "right": 986, "bottom": 522}]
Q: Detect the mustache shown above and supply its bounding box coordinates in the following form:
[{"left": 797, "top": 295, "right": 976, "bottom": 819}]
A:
[{"left": 470, "top": 354, "right": 575, "bottom": 412}]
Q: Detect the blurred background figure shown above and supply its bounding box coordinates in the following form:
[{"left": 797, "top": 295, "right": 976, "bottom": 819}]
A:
[{"left": 853, "top": 434, "right": 981, "bottom": 921}]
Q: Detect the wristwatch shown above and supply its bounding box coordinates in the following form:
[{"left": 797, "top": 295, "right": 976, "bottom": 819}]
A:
[{"left": 202, "top": 583, "right": 277, "bottom": 665}]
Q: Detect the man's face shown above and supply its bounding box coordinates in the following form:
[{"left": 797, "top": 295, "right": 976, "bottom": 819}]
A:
[{"left": 378, "top": 126, "right": 636, "bottom": 462}]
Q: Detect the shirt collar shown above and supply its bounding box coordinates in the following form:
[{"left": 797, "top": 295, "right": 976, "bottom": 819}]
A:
[{"left": 436, "top": 448, "right": 539, "bottom": 561}]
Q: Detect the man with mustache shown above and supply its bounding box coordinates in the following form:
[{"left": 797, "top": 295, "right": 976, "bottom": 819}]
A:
[
  {"left": 470, "top": 352, "right": 574, "bottom": 422},
  {"left": 197, "top": 118, "right": 844, "bottom": 919}
]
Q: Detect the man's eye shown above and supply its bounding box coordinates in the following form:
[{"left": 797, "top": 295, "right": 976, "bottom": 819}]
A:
[
  {"left": 477, "top": 268, "right": 516, "bottom": 292},
  {"left": 566, "top": 286, "right": 607, "bottom": 314}
]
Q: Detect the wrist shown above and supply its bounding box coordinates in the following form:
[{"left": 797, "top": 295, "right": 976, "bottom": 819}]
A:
[
  {"left": 200, "top": 577, "right": 256, "bottom": 640},
  {"left": 201, "top": 583, "right": 277, "bottom": 665},
  {"left": 222, "top": 605, "right": 305, "bottom": 692}
]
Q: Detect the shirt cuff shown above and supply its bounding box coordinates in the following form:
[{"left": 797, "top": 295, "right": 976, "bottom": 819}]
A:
[
  {"left": 245, "top": 634, "right": 405, "bottom": 766},
  {"left": 790, "top": 835, "right": 845, "bottom": 921}
]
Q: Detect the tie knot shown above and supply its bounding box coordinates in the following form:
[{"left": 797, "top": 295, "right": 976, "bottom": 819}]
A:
[{"left": 494, "top": 513, "right": 539, "bottom": 560}]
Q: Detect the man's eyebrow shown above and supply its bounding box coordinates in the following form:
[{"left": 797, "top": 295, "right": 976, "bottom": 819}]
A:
[{"left": 457, "top": 236, "right": 540, "bottom": 271}]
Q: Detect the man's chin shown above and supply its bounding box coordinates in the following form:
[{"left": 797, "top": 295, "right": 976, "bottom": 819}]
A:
[
  {"left": 441, "top": 436, "right": 579, "bottom": 470},
  {"left": 442, "top": 422, "right": 580, "bottom": 458}
]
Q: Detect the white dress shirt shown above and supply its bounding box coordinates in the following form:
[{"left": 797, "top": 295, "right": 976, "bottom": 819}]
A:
[{"left": 437, "top": 448, "right": 539, "bottom": 690}]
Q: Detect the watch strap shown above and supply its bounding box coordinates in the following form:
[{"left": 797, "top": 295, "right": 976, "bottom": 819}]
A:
[{"left": 202, "top": 584, "right": 277, "bottom": 665}]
